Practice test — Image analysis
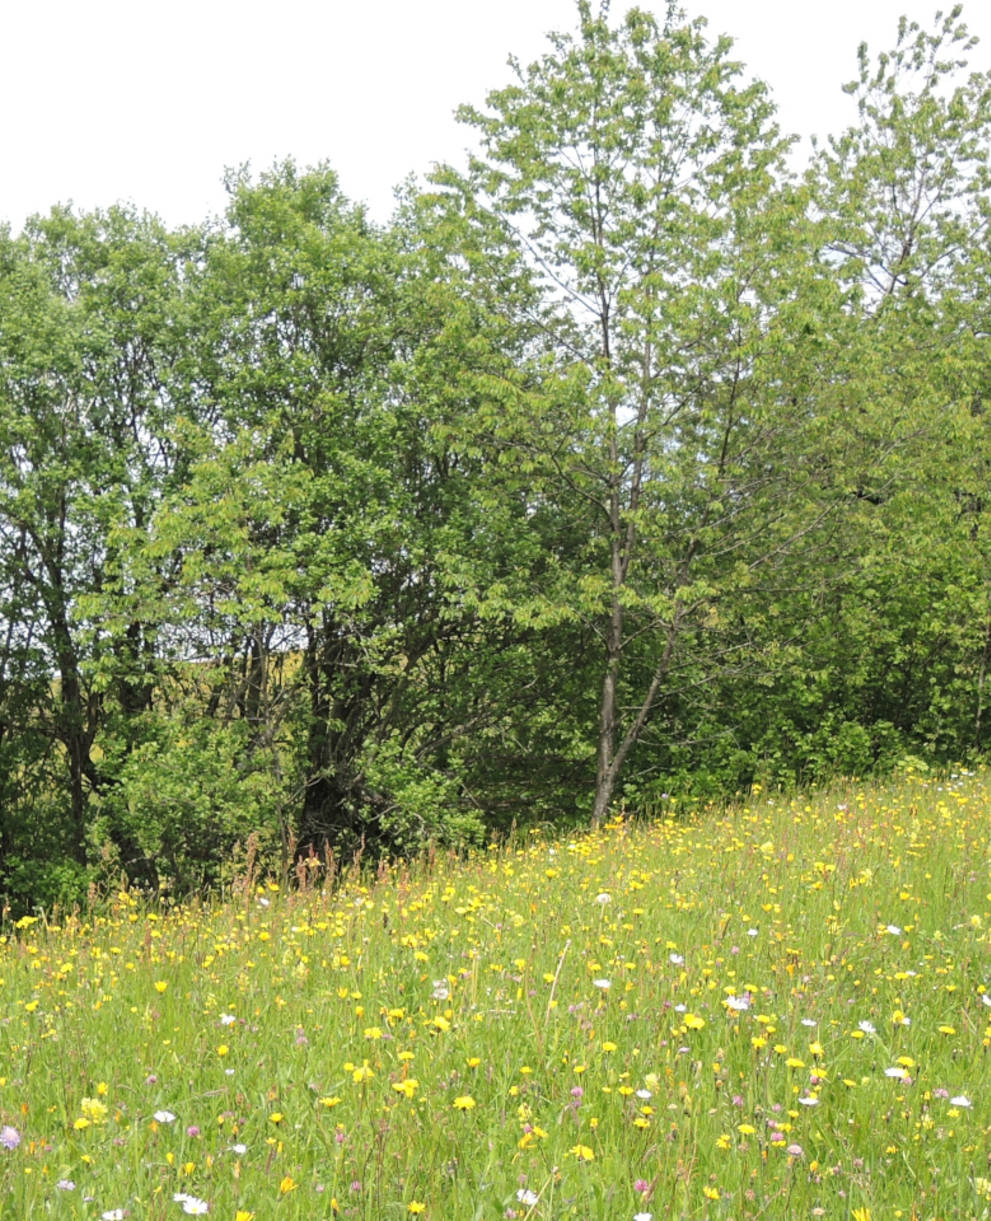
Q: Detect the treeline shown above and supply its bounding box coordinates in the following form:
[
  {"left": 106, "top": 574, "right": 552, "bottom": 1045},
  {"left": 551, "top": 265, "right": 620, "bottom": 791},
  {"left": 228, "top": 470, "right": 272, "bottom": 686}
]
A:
[{"left": 2, "top": 2, "right": 991, "bottom": 911}]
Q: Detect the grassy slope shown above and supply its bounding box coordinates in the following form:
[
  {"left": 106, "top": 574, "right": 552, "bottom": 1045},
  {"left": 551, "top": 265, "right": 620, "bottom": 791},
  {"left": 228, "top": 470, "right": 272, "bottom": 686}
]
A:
[{"left": 1, "top": 768, "right": 989, "bottom": 1219}]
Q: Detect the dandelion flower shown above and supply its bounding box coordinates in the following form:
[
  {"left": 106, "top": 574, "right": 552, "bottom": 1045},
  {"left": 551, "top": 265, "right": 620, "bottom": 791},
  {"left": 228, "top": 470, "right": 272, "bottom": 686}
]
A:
[{"left": 452, "top": 1095, "right": 476, "bottom": 1111}]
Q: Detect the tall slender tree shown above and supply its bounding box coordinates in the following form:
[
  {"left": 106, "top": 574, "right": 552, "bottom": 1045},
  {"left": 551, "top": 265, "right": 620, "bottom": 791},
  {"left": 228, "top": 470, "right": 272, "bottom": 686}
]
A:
[{"left": 442, "top": 0, "right": 834, "bottom": 819}]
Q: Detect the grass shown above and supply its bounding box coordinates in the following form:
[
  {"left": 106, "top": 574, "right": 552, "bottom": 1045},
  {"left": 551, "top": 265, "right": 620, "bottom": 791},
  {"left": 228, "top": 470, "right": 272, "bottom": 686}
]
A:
[{"left": 1, "top": 767, "right": 990, "bottom": 1219}]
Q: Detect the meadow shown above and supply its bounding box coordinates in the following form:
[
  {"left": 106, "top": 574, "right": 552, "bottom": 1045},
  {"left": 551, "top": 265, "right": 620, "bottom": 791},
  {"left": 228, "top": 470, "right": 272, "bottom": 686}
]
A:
[{"left": 1, "top": 769, "right": 989, "bottom": 1220}]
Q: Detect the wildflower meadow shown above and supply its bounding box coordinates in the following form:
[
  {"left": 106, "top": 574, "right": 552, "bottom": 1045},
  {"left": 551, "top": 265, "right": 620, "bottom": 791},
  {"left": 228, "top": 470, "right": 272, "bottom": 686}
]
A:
[{"left": 1, "top": 768, "right": 990, "bottom": 1219}]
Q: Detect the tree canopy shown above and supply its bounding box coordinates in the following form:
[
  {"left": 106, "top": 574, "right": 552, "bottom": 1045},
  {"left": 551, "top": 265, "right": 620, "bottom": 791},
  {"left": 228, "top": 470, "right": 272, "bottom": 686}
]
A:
[{"left": 2, "top": 2, "right": 990, "bottom": 912}]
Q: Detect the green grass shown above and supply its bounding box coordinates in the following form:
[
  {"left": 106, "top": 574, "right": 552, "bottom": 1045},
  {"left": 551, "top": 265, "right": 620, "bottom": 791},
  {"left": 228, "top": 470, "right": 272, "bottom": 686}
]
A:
[{"left": 1, "top": 767, "right": 990, "bottom": 1219}]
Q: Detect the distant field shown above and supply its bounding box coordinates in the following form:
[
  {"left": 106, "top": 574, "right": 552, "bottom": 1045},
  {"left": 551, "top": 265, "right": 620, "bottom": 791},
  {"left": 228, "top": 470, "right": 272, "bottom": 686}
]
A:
[{"left": 1, "top": 769, "right": 989, "bottom": 1219}]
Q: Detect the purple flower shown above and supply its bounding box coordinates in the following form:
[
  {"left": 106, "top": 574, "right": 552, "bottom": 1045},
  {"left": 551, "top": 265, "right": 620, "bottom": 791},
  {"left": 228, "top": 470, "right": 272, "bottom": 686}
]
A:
[{"left": 0, "top": 1126, "right": 20, "bottom": 1151}]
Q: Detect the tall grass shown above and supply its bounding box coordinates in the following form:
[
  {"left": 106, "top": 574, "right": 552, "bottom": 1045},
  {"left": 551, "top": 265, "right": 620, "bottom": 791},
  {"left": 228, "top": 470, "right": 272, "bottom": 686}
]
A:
[{"left": 1, "top": 768, "right": 989, "bottom": 1218}]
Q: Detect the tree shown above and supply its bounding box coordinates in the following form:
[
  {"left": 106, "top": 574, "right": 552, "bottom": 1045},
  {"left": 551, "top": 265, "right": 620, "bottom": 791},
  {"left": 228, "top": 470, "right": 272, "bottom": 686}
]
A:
[
  {"left": 441, "top": 0, "right": 834, "bottom": 820},
  {"left": 800, "top": 4, "right": 991, "bottom": 763},
  {"left": 152, "top": 163, "right": 542, "bottom": 858},
  {"left": 0, "top": 205, "right": 193, "bottom": 898}
]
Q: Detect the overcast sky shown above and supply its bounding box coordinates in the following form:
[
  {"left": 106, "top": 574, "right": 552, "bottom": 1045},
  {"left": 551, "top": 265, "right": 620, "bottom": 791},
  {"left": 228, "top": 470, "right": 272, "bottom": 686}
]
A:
[{"left": 3, "top": 0, "right": 989, "bottom": 233}]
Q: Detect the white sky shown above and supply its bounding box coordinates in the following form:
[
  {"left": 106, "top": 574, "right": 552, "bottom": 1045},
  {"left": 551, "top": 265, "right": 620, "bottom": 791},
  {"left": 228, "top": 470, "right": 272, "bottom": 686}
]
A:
[{"left": 3, "top": 0, "right": 989, "bottom": 233}]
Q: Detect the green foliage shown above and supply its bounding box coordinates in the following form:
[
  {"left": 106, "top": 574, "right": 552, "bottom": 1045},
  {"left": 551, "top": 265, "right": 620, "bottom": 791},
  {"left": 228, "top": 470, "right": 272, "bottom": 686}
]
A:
[
  {"left": 3, "top": 5, "right": 991, "bottom": 906},
  {"left": 95, "top": 715, "right": 292, "bottom": 896}
]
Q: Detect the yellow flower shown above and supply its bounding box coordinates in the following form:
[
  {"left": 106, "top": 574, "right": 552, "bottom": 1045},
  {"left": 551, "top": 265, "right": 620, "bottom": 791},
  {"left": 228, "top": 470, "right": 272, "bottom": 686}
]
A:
[
  {"left": 154, "top": 980, "right": 168, "bottom": 993},
  {"left": 569, "top": 1144, "right": 595, "bottom": 1161},
  {"left": 79, "top": 1097, "right": 108, "bottom": 1125},
  {"left": 392, "top": 1079, "right": 419, "bottom": 1099},
  {"left": 684, "top": 1013, "right": 705, "bottom": 1030},
  {"left": 851, "top": 1209, "right": 871, "bottom": 1221},
  {"left": 408, "top": 1205, "right": 426, "bottom": 1215},
  {"left": 235, "top": 1213, "right": 255, "bottom": 1221},
  {"left": 269, "top": 1112, "right": 284, "bottom": 1125},
  {"left": 279, "top": 1175, "right": 297, "bottom": 1194},
  {"left": 452, "top": 1095, "right": 476, "bottom": 1111}
]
